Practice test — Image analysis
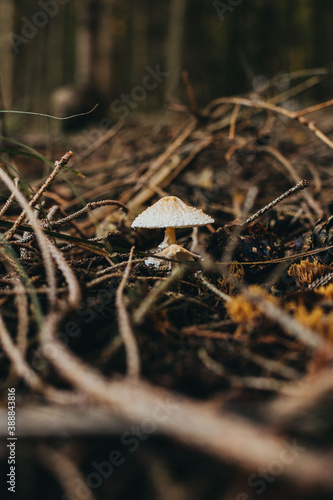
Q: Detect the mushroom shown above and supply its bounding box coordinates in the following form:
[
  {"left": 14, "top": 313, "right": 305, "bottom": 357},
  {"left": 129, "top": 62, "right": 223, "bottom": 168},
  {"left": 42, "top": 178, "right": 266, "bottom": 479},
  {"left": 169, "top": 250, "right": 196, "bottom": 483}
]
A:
[
  {"left": 145, "top": 244, "right": 199, "bottom": 270},
  {"left": 131, "top": 196, "right": 214, "bottom": 250}
]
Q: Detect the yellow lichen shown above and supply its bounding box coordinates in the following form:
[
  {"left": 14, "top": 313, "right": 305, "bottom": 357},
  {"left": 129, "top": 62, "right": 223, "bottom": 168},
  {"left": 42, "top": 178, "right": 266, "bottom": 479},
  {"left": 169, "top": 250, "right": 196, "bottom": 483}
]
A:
[
  {"left": 288, "top": 258, "right": 325, "bottom": 288},
  {"left": 315, "top": 282, "right": 333, "bottom": 300},
  {"left": 226, "top": 286, "right": 275, "bottom": 330},
  {"left": 293, "top": 305, "right": 333, "bottom": 339}
]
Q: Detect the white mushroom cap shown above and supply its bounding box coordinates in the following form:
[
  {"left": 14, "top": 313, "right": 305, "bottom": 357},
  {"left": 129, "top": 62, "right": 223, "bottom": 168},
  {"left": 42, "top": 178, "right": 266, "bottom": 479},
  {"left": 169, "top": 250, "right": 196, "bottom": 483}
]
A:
[{"left": 131, "top": 196, "right": 214, "bottom": 229}]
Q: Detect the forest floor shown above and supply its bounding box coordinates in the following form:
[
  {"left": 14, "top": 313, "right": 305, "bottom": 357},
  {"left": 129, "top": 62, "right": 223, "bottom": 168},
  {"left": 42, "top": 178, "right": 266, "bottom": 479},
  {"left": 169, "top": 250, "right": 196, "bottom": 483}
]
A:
[{"left": 1, "top": 88, "right": 333, "bottom": 500}]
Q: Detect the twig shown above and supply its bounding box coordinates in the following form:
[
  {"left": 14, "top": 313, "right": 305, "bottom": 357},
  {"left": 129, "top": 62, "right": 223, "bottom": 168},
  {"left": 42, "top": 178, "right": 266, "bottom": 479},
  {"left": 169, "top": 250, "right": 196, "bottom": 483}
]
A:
[
  {"left": 198, "top": 274, "right": 231, "bottom": 303},
  {"left": 47, "top": 243, "right": 81, "bottom": 309},
  {"left": 125, "top": 120, "right": 196, "bottom": 207},
  {"left": 37, "top": 318, "right": 333, "bottom": 490},
  {"left": 240, "top": 348, "right": 300, "bottom": 381},
  {"left": 5, "top": 151, "right": 73, "bottom": 240},
  {"left": 86, "top": 272, "right": 120, "bottom": 288},
  {"left": 244, "top": 180, "right": 309, "bottom": 225},
  {"left": 308, "top": 272, "right": 333, "bottom": 290},
  {"left": 182, "top": 70, "right": 198, "bottom": 114},
  {"left": 258, "top": 145, "right": 323, "bottom": 219},
  {"left": 37, "top": 445, "right": 98, "bottom": 500},
  {"left": 296, "top": 97, "right": 333, "bottom": 117},
  {"left": 221, "top": 186, "right": 258, "bottom": 267},
  {"left": 47, "top": 199, "right": 128, "bottom": 228},
  {"left": 243, "top": 287, "right": 326, "bottom": 350},
  {"left": 115, "top": 247, "right": 140, "bottom": 378},
  {"left": 205, "top": 97, "right": 333, "bottom": 153},
  {"left": 0, "top": 177, "right": 19, "bottom": 218},
  {"left": 0, "top": 312, "right": 44, "bottom": 391},
  {"left": 268, "top": 367, "right": 333, "bottom": 426},
  {"left": 229, "top": 104, "right": 241, "bottom": 140},
  {"left": 133, "top": 265, "right": 186, "bottom": 325},
  {"left": 70, "top": 121, "right": 123, "bottom": 169},
  {"left": 6, "top": 279, "right": 29, "bottom": 387},
  {"left": 0, "top": 169, "right": 57, "bottom": 305},
  {"left": 198, "top": 348, "right": 287, "bottom": 392}
]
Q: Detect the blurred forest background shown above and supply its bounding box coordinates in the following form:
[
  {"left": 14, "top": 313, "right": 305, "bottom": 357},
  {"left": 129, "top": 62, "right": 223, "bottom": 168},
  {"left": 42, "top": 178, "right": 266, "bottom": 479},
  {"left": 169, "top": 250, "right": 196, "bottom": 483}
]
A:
[{"left": 1, "top": 0, "right": 333, "bottom": 132}]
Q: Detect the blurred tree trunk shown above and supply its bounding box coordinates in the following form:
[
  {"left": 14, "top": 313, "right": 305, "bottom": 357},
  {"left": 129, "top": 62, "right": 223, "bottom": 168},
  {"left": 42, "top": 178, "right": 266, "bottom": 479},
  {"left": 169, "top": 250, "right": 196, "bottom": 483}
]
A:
[
  {"left": 0, "top": 0, "right": 14, "bottom": 108},
  {"left": 164, "top": 0, "right": 188, "bottom": 100},
  {"left": 76, "top": 0, "right": 101, "bottom": 87},
  {"left": 131, "top": 1, "right": 148, "bottom": 87}
]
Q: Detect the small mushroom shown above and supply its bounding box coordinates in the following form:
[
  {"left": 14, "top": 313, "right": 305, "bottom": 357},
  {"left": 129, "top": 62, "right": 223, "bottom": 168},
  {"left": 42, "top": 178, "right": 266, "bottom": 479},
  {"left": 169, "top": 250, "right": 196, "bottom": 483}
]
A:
[
  {"left": 145, "top": 244, "right": 199, "bottom": 270},
  {"left": 131, "top": 196, "right": 214, "bottom": 250}
]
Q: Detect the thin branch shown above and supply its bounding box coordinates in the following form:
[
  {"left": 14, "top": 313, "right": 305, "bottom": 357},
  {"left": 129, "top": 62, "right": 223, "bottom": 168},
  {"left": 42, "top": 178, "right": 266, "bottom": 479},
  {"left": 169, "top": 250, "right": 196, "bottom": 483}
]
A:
[
  {"left": 245, "top": 180, "right": 309, "bottom": 225},
  {"left": 0, "top": 169, "right": 57, "bottom": 305},
  {"left": 37, "top": 445, "right": 98, "bottom": 500},
  {"left": 115, "top": 247, "right": 140, "bottom": 378},
  {"left": 0, "top": 177, "right": 19, "bottom": 218},
  {"left": 198, "top": 275, "right": 231, "bottom": 303},
  {"left": 5, "top": 151, "right": 73, "bottom": 240},
  {"left": 37, "top": 316, "right": 333, "bottom": 490},
  {"left": 133, "top": 265, "right": 186, "bottom": 325}
]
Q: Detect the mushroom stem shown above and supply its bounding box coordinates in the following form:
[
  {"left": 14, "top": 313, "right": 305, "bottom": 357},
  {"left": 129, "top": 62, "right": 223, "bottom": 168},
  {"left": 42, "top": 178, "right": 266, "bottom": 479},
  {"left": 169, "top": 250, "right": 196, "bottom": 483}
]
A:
[{"left": 159, "top": 227, "right": 177, "bottom": 249}]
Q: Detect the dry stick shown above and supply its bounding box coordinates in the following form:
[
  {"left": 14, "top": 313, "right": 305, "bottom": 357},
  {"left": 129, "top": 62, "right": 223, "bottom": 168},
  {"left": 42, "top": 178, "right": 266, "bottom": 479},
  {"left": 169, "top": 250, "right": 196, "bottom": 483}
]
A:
[
  {"left": 0, "top": 246, "right": 83, "bottom": 404},
  {"left": 244, "top": 180, "right": 309, "bottom": 225},
  {"left": 229, "top": 104, "right": 241, "bottom": 140},
  {"left": 243, "top": 287, "right": 326, "bottom": 350},
  {"left": 37, "top": 445, "right": 98, "bottom": 500},
  {"left": 132, "top": 137, "right": 213, "bottom": 210},
  {"left": 296, "top": 97, "right": 333, "bottom": 117},
  {"left": 182, "top": 70, "right": 198, "bottom": 114},
  {"left": 86, "top": 272, "right": 120, "bottom": 288},
  {"left": 268, "top": 366, "right": 333, "bottom": 426},
  {"left": 0, "top": 168, "right": 57, "bottom": 305},
  {"left": 70, "top": 121, "right": 123, "bottom": 169},
  {"left": 205, "top": 96, "right": 296, "bottom": 122},
  {"left": 96, "top": 258, "right": 146, "bottom": 276},
  {"left": 200, "top": 269, "right": 325, "bottom": 352},
  {"left": 205, "top": 96, "right": 333, "bottom": 152},
  {"left": 48, "top": 204, "right": 86, "bottom": 238},
  {"left": 47, "top": 199, "right": 128, "bottom": 229},
  {"left": 0, "top": 177, "right": 19, "bottom": 218},
  {"left": 133, "top": 265, "right": 186, "bottom": 325},
  {"left": 6, "top": 279, "right": 29, "bottom": 387},
  {"left": 5, "top": 279, "right": 29, "bottom": 387},
  {"left": 38, "top": 316, "right": 333, "bottom": 490},
  {"left": 0, "top": 312, "right": 44, "bottom": 391},
  {"left": 198, "top": 348, "right": 287, "bottom": 392},
  {"left": 159, "top": 135, "right": 213, "bottom": 189},
  {"left": 5, "top": 151, "right": 73, "bottom": 241},
  {"left": 13, "top": 279, "right": 29, "bottom": 354},
  {"left": 202, "top": 75, "right": 322, "bottom": 136},
  {"left": 115, "top": 246, "right": 140, "bottom": 378},
  {"left": 258, "top": 145, "right": 323, "bottom": 219},
  {"left": 221, "top": 186, "right": 258, "bottom": 268},
  {"left": 124, "top": 120, "right": 196, "bottom": 207},
  {"left": 308, "top": 272, "right": 333, "bottom": 290},
  {"left": 198, "top": 275, "right": 231, "bottom": 303},
  {"left": 240, "top": 348, "right": 300, "bottom": 381},
  {"left": 47, "top": 243, "right": 81, "bottom": 309},
  {"left": 269, "top": 75, "right": 322, "bottom": 106}
]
